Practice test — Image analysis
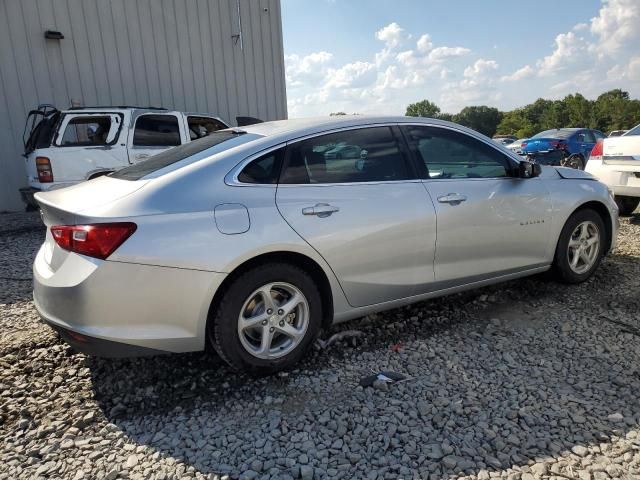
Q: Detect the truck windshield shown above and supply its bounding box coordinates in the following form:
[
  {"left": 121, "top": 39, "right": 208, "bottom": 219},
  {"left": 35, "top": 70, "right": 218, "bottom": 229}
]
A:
[{"left": 111, "top": 130, "right": 259, "bottom": 180}]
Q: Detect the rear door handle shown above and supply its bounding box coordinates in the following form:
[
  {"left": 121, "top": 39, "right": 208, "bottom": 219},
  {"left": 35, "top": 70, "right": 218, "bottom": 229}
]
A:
[
  {"left": 302, "top": 203, "right": 339, "bottom": 217},
  {"left": 437, "top": 193, "right": 467, "bottom": 205},
  {"left": 135, "top": 153, "right": 150, "bottom": 160}
]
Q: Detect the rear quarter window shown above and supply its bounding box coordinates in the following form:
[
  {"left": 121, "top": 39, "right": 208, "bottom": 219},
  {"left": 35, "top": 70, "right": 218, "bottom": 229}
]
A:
[{"left": 111, "top": 131, "right": 262, "bottom": 180}]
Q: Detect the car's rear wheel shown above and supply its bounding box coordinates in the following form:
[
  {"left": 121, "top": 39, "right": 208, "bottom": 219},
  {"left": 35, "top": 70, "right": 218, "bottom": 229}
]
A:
[
  {"left": 563, "top": 154, "right": 584, "bottom": 170},
  {"left": 209, "top": 263, "right": 322, "bottom": 375},
  {"left": 615, "top": 196, "right": 639, "bottom": 216},
  {"left": 553, "top": 209, "right": 605, "bottom": 283}
]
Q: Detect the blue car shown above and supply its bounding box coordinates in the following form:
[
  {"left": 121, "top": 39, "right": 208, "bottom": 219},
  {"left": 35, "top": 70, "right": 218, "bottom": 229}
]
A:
[{"left": 522, "top": 128, "right": 606, "bottom": 169}]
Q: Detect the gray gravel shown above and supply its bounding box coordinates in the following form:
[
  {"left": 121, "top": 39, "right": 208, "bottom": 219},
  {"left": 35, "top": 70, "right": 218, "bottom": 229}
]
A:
[{"left": 1, "top": 211, "right": 640, "bottom": 480}]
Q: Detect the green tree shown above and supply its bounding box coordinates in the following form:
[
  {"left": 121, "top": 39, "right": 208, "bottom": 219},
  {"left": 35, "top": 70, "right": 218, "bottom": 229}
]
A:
[
  {"left": 405, "top": 88, "right": 640, "bottom": 138},
  {"left": 592, "top": 89, "right": 640, "bottom": 133},
  {"left": 496, "top": 110, "right": 536, "bottom": 138},
  {"left": 405, "top": 99, "right": 441, "bottom": 118},
  {"left": 453, "top": 106, "right": 502, "bottom": 137},
  {"left": 561, "top": 93, "right": 594, "bottom": 128},
  {"left": 437, "top": 112, "right": 454, "bottom": 122}
]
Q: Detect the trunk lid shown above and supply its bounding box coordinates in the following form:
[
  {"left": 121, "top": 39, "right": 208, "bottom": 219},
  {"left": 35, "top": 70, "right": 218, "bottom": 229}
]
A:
[
  {"left": 35, "top": 176, "right": 148, "bottom": 271},
  {"left": 35, "top": 175, "right": 148, "bottom": 220},
  {"left": 602, "top": 136, "right": 640, "bottom": 165},
  {"left": 523, "top": 138, "right": 558, "bottom": 152}
]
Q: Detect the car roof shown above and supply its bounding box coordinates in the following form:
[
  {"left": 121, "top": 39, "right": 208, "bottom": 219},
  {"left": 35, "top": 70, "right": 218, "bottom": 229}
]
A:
[{"left": 238, "top": 115, "right": 477, "bottom": 141}]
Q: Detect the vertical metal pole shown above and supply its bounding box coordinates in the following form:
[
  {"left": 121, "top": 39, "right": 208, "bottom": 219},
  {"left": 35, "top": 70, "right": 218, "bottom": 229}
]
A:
[{"left": 237, "top": 0, "right": 243, "bottom": 51}]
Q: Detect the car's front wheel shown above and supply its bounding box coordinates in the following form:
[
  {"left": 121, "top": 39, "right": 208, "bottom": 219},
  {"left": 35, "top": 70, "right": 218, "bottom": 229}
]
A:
[
  {"left": 208, "top": 263, "right": 322, "bottom": 375},
  {"left": 553, "top": 209, "right": 606, "bottom": 283}
]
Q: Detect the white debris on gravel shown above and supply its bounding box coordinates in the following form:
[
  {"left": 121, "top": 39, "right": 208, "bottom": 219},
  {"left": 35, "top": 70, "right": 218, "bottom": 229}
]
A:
[{"left": 1, "top": 211, "right": 640, "bottom": 480}]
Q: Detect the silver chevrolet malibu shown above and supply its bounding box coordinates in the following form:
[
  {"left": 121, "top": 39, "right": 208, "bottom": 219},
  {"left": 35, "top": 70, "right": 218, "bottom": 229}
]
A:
[{"left": 33, "top": 116, "right": 619, "bottom": 374}]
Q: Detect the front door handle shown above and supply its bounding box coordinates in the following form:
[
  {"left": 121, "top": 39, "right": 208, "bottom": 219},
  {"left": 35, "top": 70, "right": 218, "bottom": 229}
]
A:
[
  {"left": 437, "top": 193, "right": 467, "bottom": 205},
  {"left": 302, "top": 203, "right": 340, "bottom": 217},
  {"left": 135, "top": 153, "right": 150, "bottom": 160}
]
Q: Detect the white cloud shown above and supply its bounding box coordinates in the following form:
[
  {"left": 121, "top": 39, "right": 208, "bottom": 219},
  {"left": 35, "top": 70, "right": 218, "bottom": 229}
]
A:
[
  {"left": 463, "top": 59, "right": 498, "bottom": 79},
  {"left": 501, "top": 64, "right": 534, "bottom": 82},
  {"left": 536, "top": 31, "right": 589, "bottom": 76},
  {"left": 325, "top": 61, "right": 376, "bottom": 89},
  {"left": 284, "top": 0, "right": 640, "bottom": 118},
  {"left": 375, "top": 22, "right": 407, "bottom": 49},
  {"left": 428, "top": 46, "right": 471, "bottom": 62},
  {"left": 440, "top": 59, "right": 500, "bottom": 111},
  {"left": 285, "top": 52, "right": 333, "bottom": 87},
  {"left": 416, "top": 34, "right": 433, "bottom": 53},
  {"left": 590, "top": 0, "right": 640, "bottom": 55}
]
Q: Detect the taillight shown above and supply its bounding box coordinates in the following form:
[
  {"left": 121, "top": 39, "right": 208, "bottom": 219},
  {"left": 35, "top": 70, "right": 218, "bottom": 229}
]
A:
[
  {"left": 590, "top": 140, "right": 603, "bottom": 158},
  {"left": 50, "top": 223, "right": 137, "bottom": 259},
  {"left": 521, "top": 142, "right": 528, "bottom": 148},
  {"left": 549, "top": 141, "right": 566, "bottom": 149},
  {"left": 36, "top": 157, "right": 53, "bottom": 183}
]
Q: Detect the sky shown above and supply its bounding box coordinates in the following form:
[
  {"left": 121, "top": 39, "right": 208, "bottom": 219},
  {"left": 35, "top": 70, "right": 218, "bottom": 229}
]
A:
[{"left": 280, "top": 0, "right": 640, "bottom": 117}]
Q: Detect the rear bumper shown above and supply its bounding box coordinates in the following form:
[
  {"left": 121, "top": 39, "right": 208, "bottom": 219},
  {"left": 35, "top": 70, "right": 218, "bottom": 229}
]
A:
[
  {"left": 43, "top": 318, "right": 164, "bottom": 357},
  {"left": 585, "top": 159, "right": 640, "bottom": 198},
  {"left": 525, "top": 150, "right": 566, "bottom": 165},
  {"left": 33, "top": 245, "right": 227, "bottom": 356}
]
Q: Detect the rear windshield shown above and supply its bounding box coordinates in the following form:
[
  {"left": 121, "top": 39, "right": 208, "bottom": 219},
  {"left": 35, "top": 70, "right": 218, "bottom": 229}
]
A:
[
  {"left": 531, "top": 129, "right": 576, "bottom": 139},
  {"left": 111, "top": 130, "right": 258, "bottom": 180},
  {"left": 625, "top": 124, "right": 640, "bottom": 136}
]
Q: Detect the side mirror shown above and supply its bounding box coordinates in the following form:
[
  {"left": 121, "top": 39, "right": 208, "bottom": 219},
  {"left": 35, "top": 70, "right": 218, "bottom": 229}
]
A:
[{"left": 519, "top": 160, "right": 542, "bottom": 178}]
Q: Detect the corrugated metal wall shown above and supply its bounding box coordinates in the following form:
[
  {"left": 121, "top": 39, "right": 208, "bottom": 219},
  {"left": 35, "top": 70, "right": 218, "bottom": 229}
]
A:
[{"left": 0, "top": 0, "right": 287, "bottom": 212}]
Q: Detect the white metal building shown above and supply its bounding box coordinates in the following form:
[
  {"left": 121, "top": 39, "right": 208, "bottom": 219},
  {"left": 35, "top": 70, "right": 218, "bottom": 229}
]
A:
[{"left": 0, "top": 0, "right": 287, "bottom": 211}]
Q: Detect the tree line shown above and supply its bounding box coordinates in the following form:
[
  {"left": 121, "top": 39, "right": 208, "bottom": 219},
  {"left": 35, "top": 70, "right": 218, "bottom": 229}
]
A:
[{"left": 405, "top": 89, "right": 640, "bottom": 138}]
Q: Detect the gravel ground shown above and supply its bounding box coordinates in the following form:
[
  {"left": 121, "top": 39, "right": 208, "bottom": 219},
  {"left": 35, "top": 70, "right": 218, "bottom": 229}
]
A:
[{"left": 1, "top": 211, "right": 639, "bottom": 480}]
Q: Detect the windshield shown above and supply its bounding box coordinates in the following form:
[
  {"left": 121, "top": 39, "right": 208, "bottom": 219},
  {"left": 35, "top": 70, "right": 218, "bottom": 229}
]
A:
[
  {"left": 531, "top": 129, "right": 576, "bottom": 139},
  {"left": 624, "top": 124, "right": 640, "bottom": 136},
  {"left": 111, "top": 130, "right": 260, "bottom": 180}
]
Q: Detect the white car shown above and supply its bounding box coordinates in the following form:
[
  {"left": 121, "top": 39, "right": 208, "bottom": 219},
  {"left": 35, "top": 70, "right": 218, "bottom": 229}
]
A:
[
  {"left": 506, "top": 138, "right": 528, "bottom": 155},
  {"left": 586, "top": 123, "right": 640, "bottom": 215},
  {"left": 20, "top": 105, "right": 229, "bottom": 208}
]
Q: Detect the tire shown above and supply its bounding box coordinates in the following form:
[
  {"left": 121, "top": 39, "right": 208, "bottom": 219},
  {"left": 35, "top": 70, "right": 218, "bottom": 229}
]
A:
[
  {"left": 563, "top": 154, "right": 584, "bottom": 170},
  {"left": 208, "top": 262, "right": 323, "bottom": 375},
  {"left": 615, "top": 196, "right": 639, "bottom": 216},
  {"left": 553, "top": 209, "right": 606, "bottom": 284}
]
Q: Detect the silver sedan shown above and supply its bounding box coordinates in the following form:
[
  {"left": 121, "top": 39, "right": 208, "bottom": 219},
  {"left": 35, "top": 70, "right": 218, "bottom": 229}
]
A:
[{"left": 33, "top": 116, "right": 619, "bottom": 374}]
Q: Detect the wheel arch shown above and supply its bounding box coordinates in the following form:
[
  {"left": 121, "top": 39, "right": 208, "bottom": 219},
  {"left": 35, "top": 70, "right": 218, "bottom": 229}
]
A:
[
  {"left": 86, "top": 169, "right": 115, "bottom": 180},
  {"left": 206, "top": 251, "right": 335, "bottom": 339},
  {"left": 570, "top": 200, "right": 613, "bottom": 253}
]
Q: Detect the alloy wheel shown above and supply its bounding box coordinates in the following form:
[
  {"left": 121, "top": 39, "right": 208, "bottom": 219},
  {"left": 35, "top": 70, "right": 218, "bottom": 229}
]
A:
[
  {"left": 567, "top": 221, "right": 600, "bottom": 274},
  {"left": 237, "top": 282, "right": 309, "bottom": 359}
]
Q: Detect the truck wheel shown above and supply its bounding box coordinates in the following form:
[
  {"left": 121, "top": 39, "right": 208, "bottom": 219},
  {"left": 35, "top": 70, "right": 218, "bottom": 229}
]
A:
[
  {"left": 553, "top": 209, "right": 605, "bottom": 284},
  {"left": 615, "top": 196, "right": 640, "bottom": 216},
  {"left": 208, "top": 263, "right": 323, "bottom": 375}
]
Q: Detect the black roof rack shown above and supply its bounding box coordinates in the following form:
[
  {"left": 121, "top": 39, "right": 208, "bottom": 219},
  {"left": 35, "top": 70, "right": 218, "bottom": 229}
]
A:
[{"left": 68, "top": 105, "right": 168, "bottom": 110}]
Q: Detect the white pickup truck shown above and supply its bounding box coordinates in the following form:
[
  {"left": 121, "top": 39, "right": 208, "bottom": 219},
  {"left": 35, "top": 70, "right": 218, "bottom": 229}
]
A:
[
  {"left": 586, "top": 123, "right": 640, "bottom": 215},
  {"left": 20, "top": 105, "right": 230, "bottom": 208}
]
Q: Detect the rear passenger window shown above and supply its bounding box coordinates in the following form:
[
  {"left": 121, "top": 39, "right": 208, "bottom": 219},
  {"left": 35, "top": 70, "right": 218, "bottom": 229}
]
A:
[
  {"left": 238, "top": 149, "right": 284, "bottom": 184},
  {"left": 133, "top": 115, "right": 181, "bottom": 147},
  {"left": 403, "top": 126, "right": 511, "bottom": 179},
  {"left": 59, "top": 116, "right": 112, "bottom": 146},
  {"left": 187, "top": 116, "right": 227, "bottom": 140},
  {"left": 280, "top": 127, "right": 410, "bottom": 184}
]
